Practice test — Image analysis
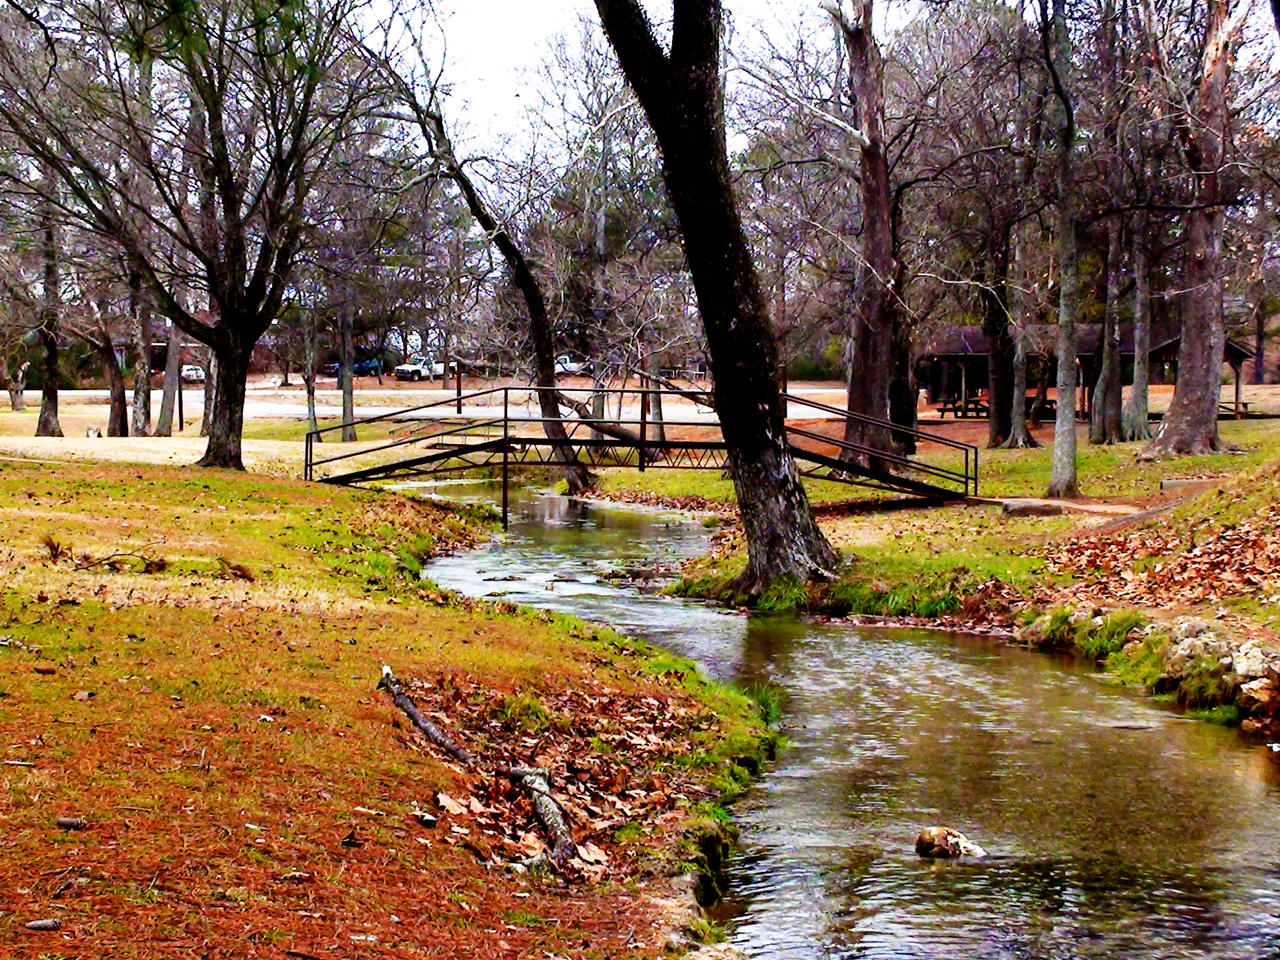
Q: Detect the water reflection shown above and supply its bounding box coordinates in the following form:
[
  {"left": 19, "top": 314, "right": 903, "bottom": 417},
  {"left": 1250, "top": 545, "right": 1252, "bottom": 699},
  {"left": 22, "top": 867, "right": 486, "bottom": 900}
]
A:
[{"left": 418, "top": 486, "right": 1280, "bottom": 960}]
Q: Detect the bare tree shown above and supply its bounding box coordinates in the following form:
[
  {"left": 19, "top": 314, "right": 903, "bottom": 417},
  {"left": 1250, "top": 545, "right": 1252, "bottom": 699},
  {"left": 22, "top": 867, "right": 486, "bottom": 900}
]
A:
[
  {"left": 1140, "top": 0, "right": 1255, "bottom": 455},
  {"left": 1044, "top": 0, "right": 1079, "bottom": 497},
  {"left": 593, "top": 0, "right": 837, "bottom": 591},
  {"left": 0, "top": 0, "right": 381, "bottom": 467}
]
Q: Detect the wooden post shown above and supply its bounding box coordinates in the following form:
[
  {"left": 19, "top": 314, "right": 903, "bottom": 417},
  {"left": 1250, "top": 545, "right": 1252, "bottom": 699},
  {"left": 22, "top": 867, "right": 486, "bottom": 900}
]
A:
[
  {"left": 1234, "top": 361, "right": 1243, "bottom": 417},
  {"left": 455, "top": 362, "right": 462, "bottom": 414}
]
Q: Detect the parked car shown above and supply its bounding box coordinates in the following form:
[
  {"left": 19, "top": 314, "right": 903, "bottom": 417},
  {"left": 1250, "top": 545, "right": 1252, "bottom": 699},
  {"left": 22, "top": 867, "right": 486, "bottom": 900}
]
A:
[
  {"left": 320, "top": 361, "right": 340, "bottom": 376},
  {"left": 180, "top": 364, "right": 206, "bottom": 383},
  {"left": 394, "top": 356, "right": 448, "bottom": 381},
  {"left": 352, "top": 358, "right": 384, "bottom": 376},
  {"left": 554, "top": 354, "right": 585, "bottom": 376}
]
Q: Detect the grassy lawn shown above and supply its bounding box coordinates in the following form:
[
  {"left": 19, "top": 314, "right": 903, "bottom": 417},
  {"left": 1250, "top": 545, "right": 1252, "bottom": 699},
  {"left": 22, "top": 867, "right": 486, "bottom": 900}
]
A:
[
  {"left": 0, "top": 460, "right": 766, "bottom": 957},
  {"left": 936, "top": 420, "right": 1280, "bottom": 500}
]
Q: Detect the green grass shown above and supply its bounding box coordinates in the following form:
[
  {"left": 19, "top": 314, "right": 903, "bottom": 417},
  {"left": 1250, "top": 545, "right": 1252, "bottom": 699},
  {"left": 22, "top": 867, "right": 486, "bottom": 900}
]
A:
[
  {"left": 926, "top": 420, "right": 1280, "bottom": 499},
  {"left": 592, "top": 467, "right": 873, "bottom": 506}
]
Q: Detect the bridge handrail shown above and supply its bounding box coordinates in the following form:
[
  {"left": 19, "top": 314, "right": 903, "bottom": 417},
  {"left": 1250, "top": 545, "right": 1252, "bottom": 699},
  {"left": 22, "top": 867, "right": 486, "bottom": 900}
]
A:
[
  {"left": 783, "top": 393, "right": 979, "bottom": 454},
  {"left": 304, "top": 383, "right": 978, "bottom": 497},
  {"left": 306, "top": 417, "right": 505, "bottom": 480},
  {"left": 307, "top": 385, "right": 513, "bottom": 440}
]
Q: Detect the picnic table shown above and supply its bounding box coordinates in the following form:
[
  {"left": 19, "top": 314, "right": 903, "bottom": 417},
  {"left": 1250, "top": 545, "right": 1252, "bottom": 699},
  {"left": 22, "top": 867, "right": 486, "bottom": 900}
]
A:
[{"left": 938, "top": 395, "right": 989, "bottom": 418}]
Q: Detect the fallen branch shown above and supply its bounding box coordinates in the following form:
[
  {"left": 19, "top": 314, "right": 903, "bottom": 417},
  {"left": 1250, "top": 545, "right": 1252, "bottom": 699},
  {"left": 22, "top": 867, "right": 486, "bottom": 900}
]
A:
[
  {"left": 378, "top": 665, "right": 575, "bottom": 868},
  {"left": 379, "top": 666, "right": 475, "bottom": 765}
]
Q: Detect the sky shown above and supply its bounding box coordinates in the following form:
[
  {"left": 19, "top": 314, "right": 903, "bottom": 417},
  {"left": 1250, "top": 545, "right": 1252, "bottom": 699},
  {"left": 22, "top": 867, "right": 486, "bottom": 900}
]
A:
[{"left": 432, "top": 0, "right": 848, "bottom": 150}]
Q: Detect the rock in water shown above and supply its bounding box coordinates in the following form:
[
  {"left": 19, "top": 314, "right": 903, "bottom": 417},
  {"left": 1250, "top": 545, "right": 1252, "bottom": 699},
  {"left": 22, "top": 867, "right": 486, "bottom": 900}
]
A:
[{"left": 915, "top": 826, "right": 987, "bottom": 859}]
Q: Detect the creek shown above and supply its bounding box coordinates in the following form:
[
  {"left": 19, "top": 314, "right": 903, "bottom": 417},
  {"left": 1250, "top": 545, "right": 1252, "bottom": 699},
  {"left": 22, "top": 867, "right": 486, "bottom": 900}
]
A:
[{"left": 418, "top": 482, "right": 1280, "bottom": 960}]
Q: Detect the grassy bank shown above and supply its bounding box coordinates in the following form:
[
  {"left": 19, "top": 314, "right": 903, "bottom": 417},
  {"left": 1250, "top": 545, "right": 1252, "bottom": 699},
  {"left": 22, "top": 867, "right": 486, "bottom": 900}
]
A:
[{"left": 0, "top": 460, "right": 770, "bottom": 957}]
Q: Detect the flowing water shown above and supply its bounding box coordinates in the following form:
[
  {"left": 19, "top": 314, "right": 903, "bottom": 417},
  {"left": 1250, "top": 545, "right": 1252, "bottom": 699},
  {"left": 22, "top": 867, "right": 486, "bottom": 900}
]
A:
[{"left": 419, "top": 483, "right": 1280, "bottom": 960}]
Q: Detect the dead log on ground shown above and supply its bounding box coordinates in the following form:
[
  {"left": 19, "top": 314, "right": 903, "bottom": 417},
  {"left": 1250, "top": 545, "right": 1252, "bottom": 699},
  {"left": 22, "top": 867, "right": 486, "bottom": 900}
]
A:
[{"left": 378, "top": 664, "right": 574, "bottom": 867}]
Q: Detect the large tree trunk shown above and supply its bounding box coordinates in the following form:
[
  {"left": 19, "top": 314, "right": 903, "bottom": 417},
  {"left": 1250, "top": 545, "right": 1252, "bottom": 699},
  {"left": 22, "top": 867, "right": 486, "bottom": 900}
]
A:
[
  {"left": 1141, "top": 0, "right": 1245, "bottom": 457},
  {"left": 1046, "top": 0, "right": 1078, "bottom": 497},
  {"left": 94, "top": 335, "right": 129, "bottom": 437},
  {"left": 595, "top": 0, "right": 836, "bottom": 592},
  {"left": 1146, "top": 202, "right": 1226, "bottom": 454},
  {"left": 838, "top": 1, "right": 897, "bottom": 462},
  {"left": 1122, "top": 222, "right": 1152, "bottom": 440},
  {"left": 982, "top": 229, "right": 1014, "bottom": 448},
  {"left": 1090, "top": 216, "right": 1124, "bottom": 444},
  {"left": 1003, "top": 226, "right": 1037, "bottom": 448},
  {"left": 200, "top": 354, "right": 216, "bottom": 437},
  {"left": 198, "top": 344, "right": 249, "bottom": 469}
]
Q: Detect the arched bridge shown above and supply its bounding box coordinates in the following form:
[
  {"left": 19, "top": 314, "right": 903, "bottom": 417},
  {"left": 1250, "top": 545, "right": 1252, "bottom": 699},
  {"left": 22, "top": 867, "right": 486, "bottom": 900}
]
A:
[{"left": 304, "top": 386, "right": 978, "bottom": 525}]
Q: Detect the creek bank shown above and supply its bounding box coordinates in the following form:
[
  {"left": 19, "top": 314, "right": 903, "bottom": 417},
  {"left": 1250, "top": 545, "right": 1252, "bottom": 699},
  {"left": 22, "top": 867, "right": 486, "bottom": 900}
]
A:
[{"left": 1016, "top": 607, "right": 1280, "bottom": 735}]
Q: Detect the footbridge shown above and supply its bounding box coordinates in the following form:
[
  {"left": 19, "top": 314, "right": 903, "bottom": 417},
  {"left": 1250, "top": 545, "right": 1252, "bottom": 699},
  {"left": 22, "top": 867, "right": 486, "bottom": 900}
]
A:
[{"left": 304, "top": 386, "right": 978, "bottom": 525}]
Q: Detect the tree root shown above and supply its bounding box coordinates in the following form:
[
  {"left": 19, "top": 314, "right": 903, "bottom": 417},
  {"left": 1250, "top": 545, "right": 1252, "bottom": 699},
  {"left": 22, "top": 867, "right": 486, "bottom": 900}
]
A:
[{"left": 378, "top": 665, "right": 575, "bottom": 868}]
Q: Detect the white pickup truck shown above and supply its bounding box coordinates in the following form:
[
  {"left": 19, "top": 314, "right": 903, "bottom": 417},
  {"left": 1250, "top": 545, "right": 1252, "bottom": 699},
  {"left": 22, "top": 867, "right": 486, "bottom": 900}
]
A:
[{"left": 393, "top": 356, "right": 448, "bottom": 381}]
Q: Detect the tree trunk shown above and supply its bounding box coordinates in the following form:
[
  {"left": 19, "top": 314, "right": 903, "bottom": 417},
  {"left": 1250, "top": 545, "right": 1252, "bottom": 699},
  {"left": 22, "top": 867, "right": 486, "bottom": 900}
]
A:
[
  {"left": 410, "top": 100, "right": 594, "bottom": 494},
  {"left": 1046, "top": 0, "right": 1078, "bottom": 497},
  {"left": 595, "top": 0, "right": 836, "bottom": 593},
  {"left": 198, "top": 344, "right": 249, "bottom": 469},
  {"left": 129, "top": 265, "right": 152, "bottom": 436},
  {"left": 154, "top": 321, "right": 182, "bottom": 436},
  {"left": 94, "top": 336, "right": 129, "bottom": 437},
  {"left": 1145, "top": 200, "right": 1225, "bottom": 455},
  {"left": 982, "top": 229, "right": 1014, "bottom": 448},
  {"left": 1140, "top": 0, "right": 1245, "bottom": 457},
  {"left": 35, "top": 169, "right": 61, "bottom": 438},
  {"left": 340, "top": 298, "right": 356, "bottom": 442},
  {"left": 2, "top": 360, "right": 27, "bottom": 411},
  {"left": 1122, "top": 222, "right": 1152, "bottom": 440},
  {"left": 304, "top": 311, "right": 321, "bottom": 438},
  {"left": 837, "top": 1, "right": 897, "bottom": 462},
  {"left": 1256, "top": 298, "right": 1268, "bottom": 385},
  {"left": 201, "top": 354, "right": 216, "bottom": 436},
  {"left": 1090, "top": 216, "right": 1124, "bottom": 444},
  {"left": 1003, "top": 226, "right": 1037, "bottom": 448}
]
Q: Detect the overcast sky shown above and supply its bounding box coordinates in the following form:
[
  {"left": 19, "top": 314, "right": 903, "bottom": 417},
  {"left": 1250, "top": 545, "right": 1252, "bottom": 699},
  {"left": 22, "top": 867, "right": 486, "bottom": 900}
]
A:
[{"left": 433, "top": 0, "right": 846, "bottom": 150}]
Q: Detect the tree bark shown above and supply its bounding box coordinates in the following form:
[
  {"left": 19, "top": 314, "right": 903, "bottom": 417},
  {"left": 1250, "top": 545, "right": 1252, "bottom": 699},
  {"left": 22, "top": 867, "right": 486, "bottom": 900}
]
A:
[
  {"left": 1123, "top": 221, "right": 1152, "bottom": 439},
  {"left": 340, "top": 294, "right": 356, "bottom": 442},
  {"left": 835, "top": 1, "right": 897, "bottom": 462},
  {"left": 304, "top": 310, "right": 321, "bottom": 438},
  {"left": 35, "top": 167, "right": 61, "bottom": 438},
  {"left": 1142, "top": 0, "right": 1246, "bottom": 456},
  {"left": 982, "top": 229, "right": 1015, "bottom": 448},
  {"left": 201, "top": 354, "right": 216, "bottom": 437},
  {"left": 94, "top": 334, "right": 129, "bottom": 437},
  {"left": 1090, "top": 216, "right": 1124, "bottom": 444},
  {"left": 1045, "top": 0, "right": 1078, "bottom": 497},
  {"left": 1, "top": 359, "right": 27, "bottom": 411},
  {"left": 198, "top": 344, "right": 248, "bottom": 468},
  {"left": 129, "top": 263, "right": 153, "bottom": 437},
  {"left": 155, "top": 321, "right": 182, "bottom": 436},
  {"left": 595, "top": 0, "right": 836, "bottom": 592}
]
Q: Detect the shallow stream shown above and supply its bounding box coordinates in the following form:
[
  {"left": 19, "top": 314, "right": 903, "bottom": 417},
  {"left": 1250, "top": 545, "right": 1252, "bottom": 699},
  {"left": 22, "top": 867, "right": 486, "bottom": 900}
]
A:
[{"left": 420, "top": 483, "right": 1280, "bottom": 960}]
